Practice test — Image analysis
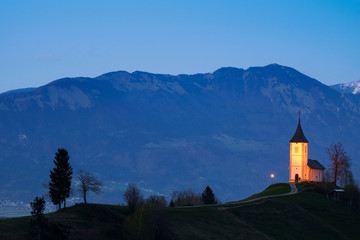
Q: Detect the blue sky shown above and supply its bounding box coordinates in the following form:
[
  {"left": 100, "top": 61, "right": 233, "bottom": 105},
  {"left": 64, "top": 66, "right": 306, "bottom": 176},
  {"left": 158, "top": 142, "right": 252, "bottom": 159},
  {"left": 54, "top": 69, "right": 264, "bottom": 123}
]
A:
[{"left": 1, "top": 0, "right": 359, "bottom": 93}]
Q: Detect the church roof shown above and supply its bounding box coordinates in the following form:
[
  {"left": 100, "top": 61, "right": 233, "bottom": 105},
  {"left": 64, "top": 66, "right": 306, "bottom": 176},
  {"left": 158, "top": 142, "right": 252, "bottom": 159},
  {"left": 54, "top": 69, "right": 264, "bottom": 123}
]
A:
[
  {"left": 307, "top": 159, "right": 325, "bottom": 170},
  {"left": 290, "top": 118, "right": 308, "bottom": 143}
]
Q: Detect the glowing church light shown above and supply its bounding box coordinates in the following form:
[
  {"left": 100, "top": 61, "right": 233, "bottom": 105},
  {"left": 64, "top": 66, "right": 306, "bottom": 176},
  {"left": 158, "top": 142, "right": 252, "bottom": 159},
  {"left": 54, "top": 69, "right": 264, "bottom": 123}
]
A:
[{"left": 270, "top": 174, "right": 275, "bottom": 184}]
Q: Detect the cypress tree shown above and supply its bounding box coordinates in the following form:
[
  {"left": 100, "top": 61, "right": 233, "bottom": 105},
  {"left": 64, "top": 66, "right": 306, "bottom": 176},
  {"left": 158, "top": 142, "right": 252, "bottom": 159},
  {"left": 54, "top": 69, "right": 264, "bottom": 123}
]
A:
[
  {"left": 201, "top": 186, "right": 217, "bottom": 205},
  {"left": 49, "top": 148, "right": 73, "bottom": 209}
]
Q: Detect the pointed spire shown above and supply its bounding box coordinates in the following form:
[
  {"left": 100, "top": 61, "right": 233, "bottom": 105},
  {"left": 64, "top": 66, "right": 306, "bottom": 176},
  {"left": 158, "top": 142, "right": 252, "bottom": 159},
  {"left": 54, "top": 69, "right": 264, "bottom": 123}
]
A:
[{"left": 290, "top": 111, "right": 308, "bottom": 143}]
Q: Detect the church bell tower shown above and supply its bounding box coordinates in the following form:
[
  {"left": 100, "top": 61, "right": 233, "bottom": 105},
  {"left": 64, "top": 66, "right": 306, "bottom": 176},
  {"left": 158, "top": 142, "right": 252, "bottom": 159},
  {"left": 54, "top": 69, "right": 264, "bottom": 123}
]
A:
[{"left": 289, "top": 113, "right": 308, "bottom": 182}]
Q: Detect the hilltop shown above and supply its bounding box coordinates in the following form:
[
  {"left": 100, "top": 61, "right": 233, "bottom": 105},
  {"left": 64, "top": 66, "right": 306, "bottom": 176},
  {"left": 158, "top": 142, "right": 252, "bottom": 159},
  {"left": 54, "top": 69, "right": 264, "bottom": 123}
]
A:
[{"left": 1, "top": 183, "right": 359, "bottom": 240}]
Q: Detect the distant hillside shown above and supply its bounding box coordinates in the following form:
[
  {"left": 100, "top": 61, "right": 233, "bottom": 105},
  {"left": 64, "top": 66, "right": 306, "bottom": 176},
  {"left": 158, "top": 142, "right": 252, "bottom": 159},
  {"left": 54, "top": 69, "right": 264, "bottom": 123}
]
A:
[
  {"left": 331, "top": 80, "right": 360, "bottom": 95},
  {"left": 1, "top": 183, "right": 359, "bottom": 240},
  {"left": 1, "top": 64, "right": 360, "bottom": 213},
  {"left": 0, "top": 87, "right": 36, "bottom": 95}
]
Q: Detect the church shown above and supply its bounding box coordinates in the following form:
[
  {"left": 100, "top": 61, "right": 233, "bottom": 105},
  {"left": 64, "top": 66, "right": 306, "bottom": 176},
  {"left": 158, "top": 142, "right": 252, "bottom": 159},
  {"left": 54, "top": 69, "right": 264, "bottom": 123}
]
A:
[{"left": 289, "top": 116, "right": 325, "bottom": 182}]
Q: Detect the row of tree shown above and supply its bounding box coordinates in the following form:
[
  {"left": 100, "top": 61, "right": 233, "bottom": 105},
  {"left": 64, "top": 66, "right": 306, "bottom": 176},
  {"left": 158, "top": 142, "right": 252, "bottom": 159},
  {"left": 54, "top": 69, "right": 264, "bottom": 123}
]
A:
[
  {"left": 121, "top": 185, "right": 219, "bottom": 239},
  {"left": 170, "top": 186, "right": 219, "bottom": 207},
  {"left": 123, "top": 184, "right": 219, "bottom": 215}
]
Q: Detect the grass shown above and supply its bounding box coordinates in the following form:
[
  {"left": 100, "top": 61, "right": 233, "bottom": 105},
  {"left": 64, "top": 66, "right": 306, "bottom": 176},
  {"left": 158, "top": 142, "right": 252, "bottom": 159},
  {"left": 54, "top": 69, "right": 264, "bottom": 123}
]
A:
[
  {"left": 1, "top": 183, "right": 359, "bottom": 240},
  {"left": 244, "top": 183, "right": 291, "bottom": 200},
  {"left": 285, "top": 189, "right": 360, "bottom": 239},
  {"left": 0, "top": 216, "right": 35, "bottom": 240},
  {"left": 227, "top": 194, "right": 351, "bottom": 240},
  {"left": 0, "top": 203, "right": 128, "bottom": 240},
  {"left": 167, "top": 206, "right": 269, "bottom": 240},
  {"left": 167, "top": 183, "right": 360, "bottom": 240}
]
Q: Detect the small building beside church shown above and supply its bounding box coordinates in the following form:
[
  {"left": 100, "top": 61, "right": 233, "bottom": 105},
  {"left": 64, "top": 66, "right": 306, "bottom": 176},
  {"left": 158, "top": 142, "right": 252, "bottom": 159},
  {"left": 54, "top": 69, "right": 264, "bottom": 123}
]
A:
[{"left": 289, "top": 116, "right": 325, "bottom": 182}]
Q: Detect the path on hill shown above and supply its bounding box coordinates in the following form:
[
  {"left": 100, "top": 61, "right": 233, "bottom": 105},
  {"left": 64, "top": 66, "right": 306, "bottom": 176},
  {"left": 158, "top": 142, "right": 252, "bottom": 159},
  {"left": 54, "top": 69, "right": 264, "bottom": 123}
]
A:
[
  {"left": 178, "top": 183, "right": 298, "bottom": 209},
  {"left": 234, "top": 183, "right": 297, "bottom": 204},
  {"left": 217, "top": 183, "right": 297, "bottom": 210}
]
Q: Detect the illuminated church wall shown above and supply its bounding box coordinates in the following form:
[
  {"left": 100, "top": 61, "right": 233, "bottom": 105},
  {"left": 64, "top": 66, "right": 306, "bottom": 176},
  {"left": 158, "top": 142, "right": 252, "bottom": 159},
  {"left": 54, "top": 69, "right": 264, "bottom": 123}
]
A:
[
  {"left": 289, "top": 142, "right": 308, "bottom": 182},
  {"left": 309, "top": 168, "right": 323, "bottom": 182}
]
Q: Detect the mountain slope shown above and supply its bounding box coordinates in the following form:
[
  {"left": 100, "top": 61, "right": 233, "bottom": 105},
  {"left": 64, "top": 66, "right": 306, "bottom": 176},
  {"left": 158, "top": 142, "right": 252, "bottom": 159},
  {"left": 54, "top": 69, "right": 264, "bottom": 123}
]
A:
[
  {"left": 0, "top": 64, "right": 360, "bottom": 210},
  {"left": 331, "top": 80, "right": 360, "bottom": 95},
  {"left": 0, "top": 88, "right": 36, "bottom": 95}
]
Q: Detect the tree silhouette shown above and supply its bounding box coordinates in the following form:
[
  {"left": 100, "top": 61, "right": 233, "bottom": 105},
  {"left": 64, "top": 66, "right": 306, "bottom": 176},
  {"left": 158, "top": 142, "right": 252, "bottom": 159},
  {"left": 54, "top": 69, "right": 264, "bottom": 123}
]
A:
[
  {"left": 49, "top": 148, "right": 73, "bottom": 209},
  {"left": 201, "top": 186, "right": 218, "bottom": 205},
  {"left": 171, "top": 188, "right": 202, "bottom": 206},
  {"left": 76, "top": 169, "right": 102, "bottom": 204},
  {"left": 30, "top": 196, "right": 46, "bottom": 219},
  {"left": 30, "top": 196, "right": 46, "bottom": 240},
  {"left": 123, "top": 184, "right": 144, "bottom": 214},
  {"left": 169, "top": 200, "right": 175, "bottom": 208},
  {"left": 145, "top": 195, "right": 167, "bottom": 208},
  {"left": 326, "top": 142, "right": 351, "bottom": 186}
]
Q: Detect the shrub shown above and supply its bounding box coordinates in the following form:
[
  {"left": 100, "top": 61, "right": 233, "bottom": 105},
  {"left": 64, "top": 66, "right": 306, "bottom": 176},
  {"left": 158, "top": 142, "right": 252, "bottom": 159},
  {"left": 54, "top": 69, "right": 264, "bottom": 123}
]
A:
[{"left": 171, "top": 188, "right": 202, "bottom": 206}]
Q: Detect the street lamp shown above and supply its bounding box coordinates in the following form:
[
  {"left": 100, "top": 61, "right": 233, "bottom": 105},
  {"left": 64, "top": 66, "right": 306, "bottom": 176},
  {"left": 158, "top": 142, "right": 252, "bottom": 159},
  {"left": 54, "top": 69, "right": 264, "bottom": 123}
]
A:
[{"left": 270, "top": 174, "right": 275, "bottom": 184}]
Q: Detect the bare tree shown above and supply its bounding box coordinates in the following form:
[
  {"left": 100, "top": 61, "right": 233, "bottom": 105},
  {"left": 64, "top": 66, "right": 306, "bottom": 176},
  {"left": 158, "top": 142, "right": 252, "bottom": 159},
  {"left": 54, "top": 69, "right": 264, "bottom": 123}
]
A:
[
  {"left": 326, "top": 142, "right": 351, "bottom": 186},
  {"left": 145, "top": 195, "right": 167, "bottom": 208},
  {"left": 171, "top": 188, "right": 202, "bottom": 206},
  {"left": 123, "top": 184, "right": 144, "bottom": 214},
  {"left": 76, "top": 169, "right": 102, "bottom": 204}
]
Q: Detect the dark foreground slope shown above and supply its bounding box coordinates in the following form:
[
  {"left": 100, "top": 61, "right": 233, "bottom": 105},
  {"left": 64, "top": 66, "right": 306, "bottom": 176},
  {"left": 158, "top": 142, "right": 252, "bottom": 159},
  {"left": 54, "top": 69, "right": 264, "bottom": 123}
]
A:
[{"left": 1, "top": 184, "right": 359, "bottom": 240}]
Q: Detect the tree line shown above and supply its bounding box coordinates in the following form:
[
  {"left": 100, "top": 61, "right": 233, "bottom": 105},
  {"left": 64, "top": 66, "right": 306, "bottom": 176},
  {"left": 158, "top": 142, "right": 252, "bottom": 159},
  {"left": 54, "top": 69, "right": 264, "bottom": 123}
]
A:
[
  {"left": 123, "top": 184, "right": 219, "bottom": 215},
  {"left": 121, "top": 184, "right": 219, "bottom": 239}
]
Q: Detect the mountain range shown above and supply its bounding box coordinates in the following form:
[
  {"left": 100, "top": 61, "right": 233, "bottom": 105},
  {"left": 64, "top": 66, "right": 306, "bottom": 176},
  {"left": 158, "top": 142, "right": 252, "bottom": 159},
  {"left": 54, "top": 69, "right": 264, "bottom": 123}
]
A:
[{"left": 0, "top": 64, "right": 359, "bottom": 213}]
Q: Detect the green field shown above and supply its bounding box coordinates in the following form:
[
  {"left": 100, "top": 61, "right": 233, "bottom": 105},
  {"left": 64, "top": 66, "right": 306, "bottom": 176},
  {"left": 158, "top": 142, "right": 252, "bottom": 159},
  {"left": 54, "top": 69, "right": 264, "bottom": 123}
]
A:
[
  {"left": 1, "top": 183, "right": 359, "bottom": 240},
  {"left": 244, "top": 183, "right": 291, "bottom": 200}
]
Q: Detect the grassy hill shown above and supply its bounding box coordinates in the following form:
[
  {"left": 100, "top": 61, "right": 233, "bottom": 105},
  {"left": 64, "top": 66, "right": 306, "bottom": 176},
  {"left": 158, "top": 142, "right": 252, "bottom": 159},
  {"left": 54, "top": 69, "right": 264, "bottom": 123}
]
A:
[{"left": 1, "top": 183, "right": 360, "bottom": 240}]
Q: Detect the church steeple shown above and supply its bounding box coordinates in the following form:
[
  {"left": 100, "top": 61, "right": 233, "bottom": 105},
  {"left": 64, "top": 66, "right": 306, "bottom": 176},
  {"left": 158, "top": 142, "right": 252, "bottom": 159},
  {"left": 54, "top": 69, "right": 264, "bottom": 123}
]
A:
[
  {"left": 289, "top": 111, "right": 309, "bottom": 183},
  {"left": 290, "top": 111, "right": 308, "bottom": 143}
]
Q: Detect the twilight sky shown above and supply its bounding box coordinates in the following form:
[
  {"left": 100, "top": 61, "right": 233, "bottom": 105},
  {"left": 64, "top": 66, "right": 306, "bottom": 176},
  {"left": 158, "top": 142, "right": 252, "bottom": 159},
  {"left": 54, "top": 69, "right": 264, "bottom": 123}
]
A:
[{"left": 1, "top": 0, "right": 359, "bottom": 93}]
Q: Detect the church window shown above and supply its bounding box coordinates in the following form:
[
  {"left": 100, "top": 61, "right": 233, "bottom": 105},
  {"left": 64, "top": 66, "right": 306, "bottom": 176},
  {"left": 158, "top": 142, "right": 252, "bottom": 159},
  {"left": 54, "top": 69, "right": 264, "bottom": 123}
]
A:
[
  {"left": 295, "top": 146, "right": 299, "bottom": 153},
  {"left": 305, "top": 146, "right": 307, "bottom": 153}
]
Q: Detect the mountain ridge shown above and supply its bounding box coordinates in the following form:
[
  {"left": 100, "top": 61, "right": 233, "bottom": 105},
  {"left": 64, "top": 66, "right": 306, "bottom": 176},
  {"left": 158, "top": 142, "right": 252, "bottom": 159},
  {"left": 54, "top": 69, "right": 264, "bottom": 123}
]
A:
[{"left": 0, "top": 64, "right": 359, "bottom": 211}]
